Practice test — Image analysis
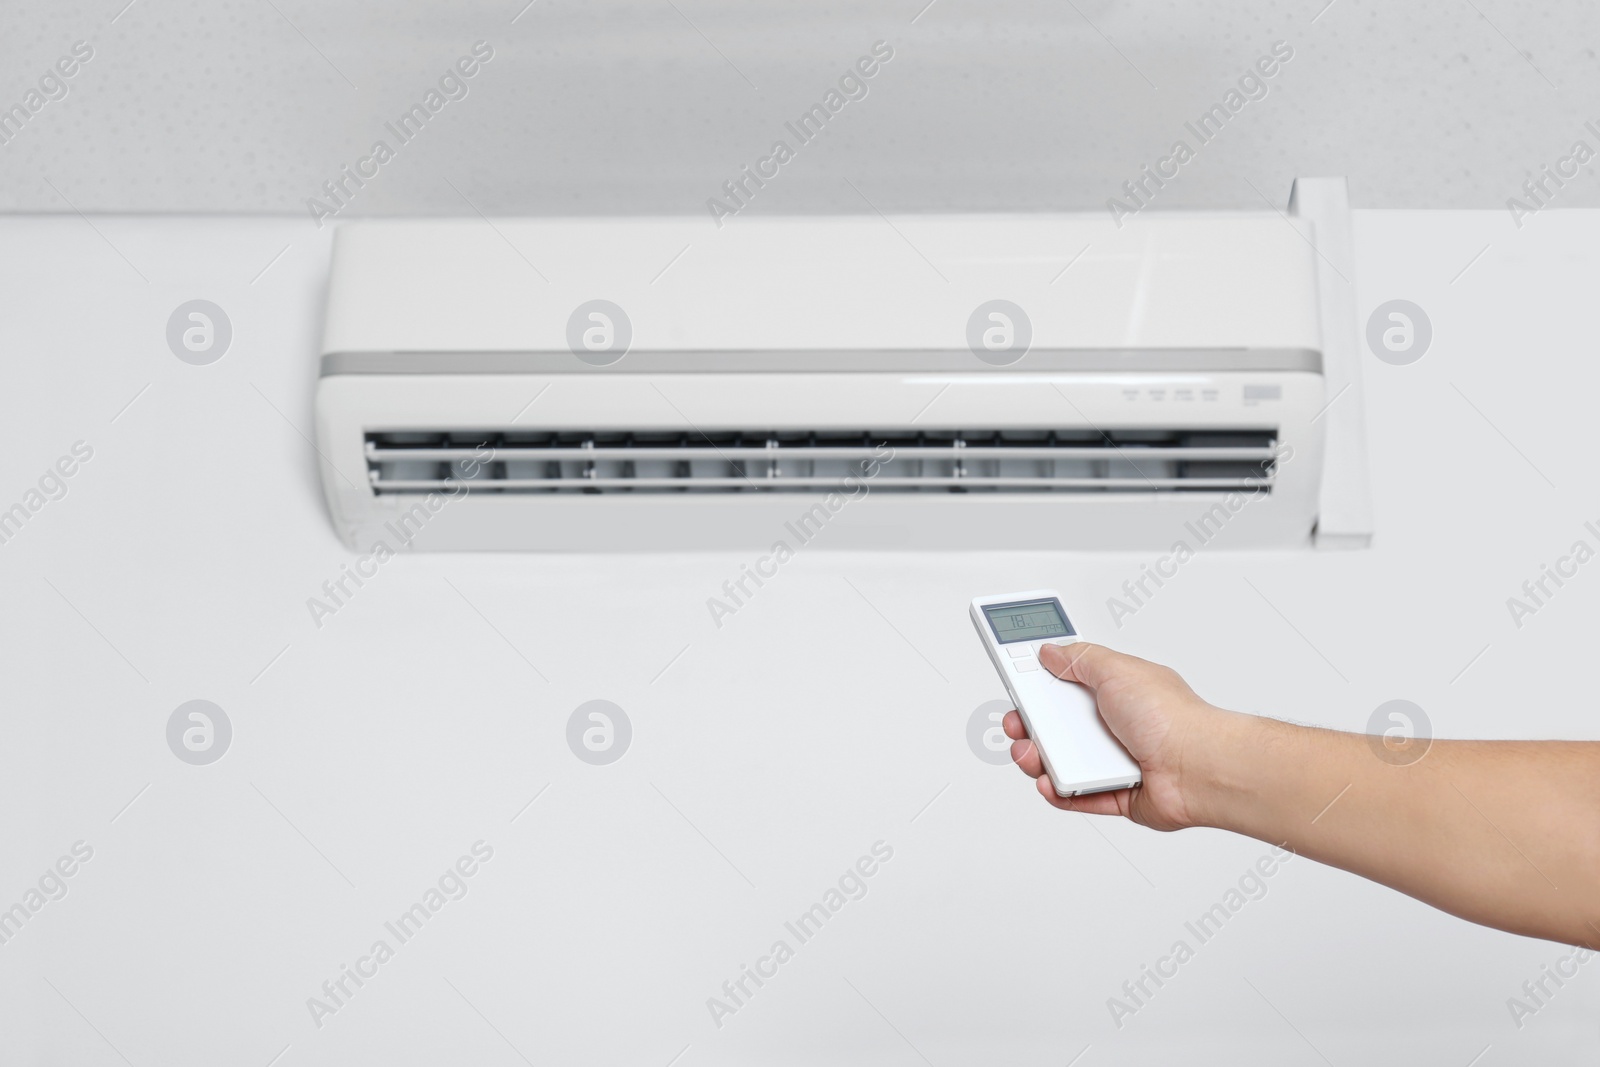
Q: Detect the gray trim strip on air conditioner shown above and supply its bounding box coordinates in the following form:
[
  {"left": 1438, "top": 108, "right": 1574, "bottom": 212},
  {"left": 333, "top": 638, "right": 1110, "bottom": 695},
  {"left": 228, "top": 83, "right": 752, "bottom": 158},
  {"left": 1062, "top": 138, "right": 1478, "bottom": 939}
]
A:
[{"left": 319, "top": 348, "right": 1323, "bottom": 377}]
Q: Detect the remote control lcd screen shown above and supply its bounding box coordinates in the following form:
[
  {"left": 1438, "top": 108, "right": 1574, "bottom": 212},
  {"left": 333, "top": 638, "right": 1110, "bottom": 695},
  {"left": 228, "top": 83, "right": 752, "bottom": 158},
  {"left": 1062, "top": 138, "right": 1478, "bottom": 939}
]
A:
[{"left": 984, "top": 599, "right": 1074, "bottom": 643}]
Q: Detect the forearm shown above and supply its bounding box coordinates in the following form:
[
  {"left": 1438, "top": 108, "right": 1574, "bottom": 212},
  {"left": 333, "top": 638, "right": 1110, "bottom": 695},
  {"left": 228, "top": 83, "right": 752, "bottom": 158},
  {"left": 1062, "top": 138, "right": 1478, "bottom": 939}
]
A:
[{"left": 1185, "top": 710, "right": 1600, "bottom": 947}]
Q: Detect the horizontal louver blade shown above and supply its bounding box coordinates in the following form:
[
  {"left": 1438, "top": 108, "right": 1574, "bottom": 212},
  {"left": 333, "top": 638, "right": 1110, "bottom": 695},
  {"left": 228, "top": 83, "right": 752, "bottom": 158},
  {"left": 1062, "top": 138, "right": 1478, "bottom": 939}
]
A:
[{"left": 364, "top": 429, "right": 1280, "bottom": 495}]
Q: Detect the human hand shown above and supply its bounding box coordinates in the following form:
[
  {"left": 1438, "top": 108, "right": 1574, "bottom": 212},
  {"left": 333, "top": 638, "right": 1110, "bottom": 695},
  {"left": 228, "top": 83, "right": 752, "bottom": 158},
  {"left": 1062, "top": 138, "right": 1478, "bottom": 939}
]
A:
[
  {"left": 1005, "top": 646, "right": 1600, "bottom": 950},
  {"left": 1002, "top": 642, "right": 1220, "bottom": 832}
]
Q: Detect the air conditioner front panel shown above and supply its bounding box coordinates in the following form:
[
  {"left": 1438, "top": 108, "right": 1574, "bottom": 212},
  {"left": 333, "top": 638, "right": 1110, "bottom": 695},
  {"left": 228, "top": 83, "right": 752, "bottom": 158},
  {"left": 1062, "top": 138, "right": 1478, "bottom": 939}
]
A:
[{"left": 321, "top": 215, "right": 1322, "bottom": 355}]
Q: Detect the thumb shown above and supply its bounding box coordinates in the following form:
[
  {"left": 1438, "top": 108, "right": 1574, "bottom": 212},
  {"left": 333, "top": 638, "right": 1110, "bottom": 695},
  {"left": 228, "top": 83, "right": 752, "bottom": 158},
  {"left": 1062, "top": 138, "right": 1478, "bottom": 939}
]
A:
[{"left": 1038, "top": 641, "right": 1129, "bottom": 690}]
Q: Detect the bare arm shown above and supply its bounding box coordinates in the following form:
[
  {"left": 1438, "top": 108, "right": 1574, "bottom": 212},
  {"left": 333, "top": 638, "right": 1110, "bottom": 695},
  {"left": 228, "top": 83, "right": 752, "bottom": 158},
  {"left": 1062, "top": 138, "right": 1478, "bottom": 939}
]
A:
[{"left": 1004, "top": 642, "right": 1600, "bottom": 948}]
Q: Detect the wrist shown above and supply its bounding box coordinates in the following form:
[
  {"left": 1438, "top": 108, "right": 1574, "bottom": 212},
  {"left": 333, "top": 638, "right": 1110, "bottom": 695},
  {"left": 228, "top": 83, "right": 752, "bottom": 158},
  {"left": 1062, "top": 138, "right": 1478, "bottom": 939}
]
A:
[{"left": 1171, "top": 704, "right": 1267, "bottom": 832}]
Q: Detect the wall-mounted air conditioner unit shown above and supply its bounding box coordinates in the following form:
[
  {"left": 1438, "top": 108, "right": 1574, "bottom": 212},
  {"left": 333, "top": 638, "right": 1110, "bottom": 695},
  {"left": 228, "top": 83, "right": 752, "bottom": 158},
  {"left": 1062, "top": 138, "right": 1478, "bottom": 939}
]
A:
[{"left": 314, "top": 178, "right": 1372, "bottom": 552}]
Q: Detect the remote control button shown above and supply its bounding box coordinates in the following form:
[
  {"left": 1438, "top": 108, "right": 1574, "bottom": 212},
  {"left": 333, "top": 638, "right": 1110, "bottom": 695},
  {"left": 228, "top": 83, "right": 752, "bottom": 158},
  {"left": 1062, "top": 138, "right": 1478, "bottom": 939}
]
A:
[
  {"left": 1007, "top": 645, "right": 1030, "bottom": 658},
  {"left": 1014, "top": 659, "right": 1040, "bottom": 672}
]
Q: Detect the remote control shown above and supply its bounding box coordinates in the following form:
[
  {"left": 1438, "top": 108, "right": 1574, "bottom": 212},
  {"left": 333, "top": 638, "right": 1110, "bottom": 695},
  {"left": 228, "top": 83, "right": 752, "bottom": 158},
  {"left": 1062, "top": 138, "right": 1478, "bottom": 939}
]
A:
[{"left": 970, "top": 590, "right": 1141, "bottom": 797}]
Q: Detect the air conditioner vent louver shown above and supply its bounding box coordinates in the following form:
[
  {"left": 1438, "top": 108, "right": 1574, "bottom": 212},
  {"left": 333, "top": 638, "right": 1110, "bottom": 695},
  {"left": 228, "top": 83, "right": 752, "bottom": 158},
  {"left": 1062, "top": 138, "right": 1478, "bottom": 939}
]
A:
[{"left": 364, "top": 429, "right": 1280, "bottom": 495}]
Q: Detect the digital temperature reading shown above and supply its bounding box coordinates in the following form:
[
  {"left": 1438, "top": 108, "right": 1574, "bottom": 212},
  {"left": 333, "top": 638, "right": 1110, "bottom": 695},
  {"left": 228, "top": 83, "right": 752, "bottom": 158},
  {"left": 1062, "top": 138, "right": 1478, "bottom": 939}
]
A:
[{"left": 982, "top": 598, "right": 1074, "bottom": 644}]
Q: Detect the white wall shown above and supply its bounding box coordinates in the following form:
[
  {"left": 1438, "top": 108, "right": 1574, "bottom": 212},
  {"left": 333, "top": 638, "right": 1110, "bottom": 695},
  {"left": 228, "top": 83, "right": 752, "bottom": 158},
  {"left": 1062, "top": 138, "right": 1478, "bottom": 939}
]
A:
[
  {"left": 0, "top": 206, "right": 1596, "bottom": 1063},
  {"left": 5, "top": 0, "right": 1600, "bottom": 1059},
  {"left": 3, "top": 0, "right": 1599, "bottom": 218}
]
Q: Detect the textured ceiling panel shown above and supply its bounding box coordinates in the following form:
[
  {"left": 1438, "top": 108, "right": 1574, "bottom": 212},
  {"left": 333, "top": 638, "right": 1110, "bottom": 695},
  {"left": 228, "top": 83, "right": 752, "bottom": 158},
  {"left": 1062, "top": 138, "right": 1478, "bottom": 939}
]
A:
[{"left": 2, "top": 0, "right": 1598, "bottom": 217}]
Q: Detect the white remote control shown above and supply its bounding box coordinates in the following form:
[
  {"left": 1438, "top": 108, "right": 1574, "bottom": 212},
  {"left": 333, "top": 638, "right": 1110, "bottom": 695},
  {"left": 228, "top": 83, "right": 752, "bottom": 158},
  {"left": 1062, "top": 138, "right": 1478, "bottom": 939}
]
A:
[{"left": 970, "top": 590, "right": 1141, "bottom": 797}]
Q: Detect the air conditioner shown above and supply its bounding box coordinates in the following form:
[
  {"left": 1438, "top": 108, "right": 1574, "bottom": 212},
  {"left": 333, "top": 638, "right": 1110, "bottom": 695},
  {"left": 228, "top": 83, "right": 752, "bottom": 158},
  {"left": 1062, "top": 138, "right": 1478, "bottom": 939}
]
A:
[{"left": 314, "top": 179, "right": 1372, "bottom": 552}]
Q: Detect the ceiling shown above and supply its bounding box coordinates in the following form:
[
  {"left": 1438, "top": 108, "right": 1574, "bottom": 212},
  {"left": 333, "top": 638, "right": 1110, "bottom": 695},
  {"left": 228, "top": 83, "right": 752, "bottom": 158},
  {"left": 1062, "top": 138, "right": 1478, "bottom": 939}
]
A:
[{"left": 3, "top": 0, "right": 1598, "bottom": 217}]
